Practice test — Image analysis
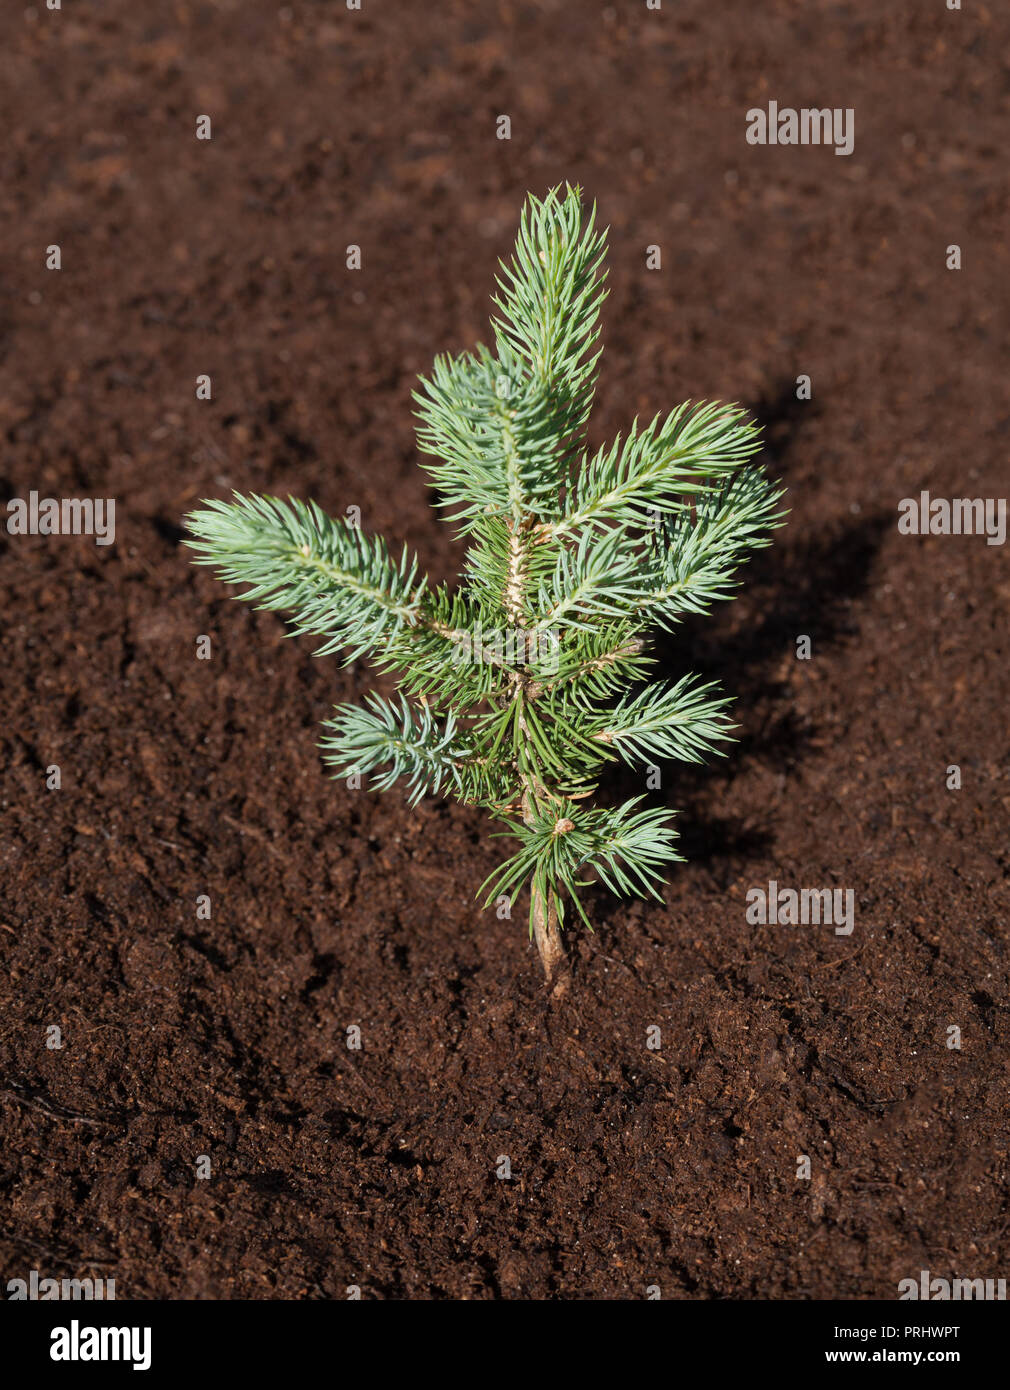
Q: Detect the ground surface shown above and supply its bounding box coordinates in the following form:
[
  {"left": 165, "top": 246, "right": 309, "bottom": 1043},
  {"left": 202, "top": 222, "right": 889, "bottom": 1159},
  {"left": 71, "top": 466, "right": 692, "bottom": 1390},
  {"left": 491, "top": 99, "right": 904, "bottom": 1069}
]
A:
[{"left": 2, "top": 0, "right": 1008, "bottom": 1299}]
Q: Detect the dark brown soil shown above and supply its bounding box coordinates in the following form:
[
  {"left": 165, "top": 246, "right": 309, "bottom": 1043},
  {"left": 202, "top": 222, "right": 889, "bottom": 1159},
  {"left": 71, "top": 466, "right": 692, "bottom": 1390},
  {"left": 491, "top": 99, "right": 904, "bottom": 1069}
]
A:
[{"left": 2, "top": 1, "right": 1008, "bottom": 1300}]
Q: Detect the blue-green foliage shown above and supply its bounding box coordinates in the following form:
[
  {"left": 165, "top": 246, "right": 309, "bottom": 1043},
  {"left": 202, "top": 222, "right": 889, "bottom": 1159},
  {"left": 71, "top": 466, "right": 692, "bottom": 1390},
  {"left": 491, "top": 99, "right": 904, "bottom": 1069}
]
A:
[{"left": 186, "top": 186, "right": 785, "bottom": 939}]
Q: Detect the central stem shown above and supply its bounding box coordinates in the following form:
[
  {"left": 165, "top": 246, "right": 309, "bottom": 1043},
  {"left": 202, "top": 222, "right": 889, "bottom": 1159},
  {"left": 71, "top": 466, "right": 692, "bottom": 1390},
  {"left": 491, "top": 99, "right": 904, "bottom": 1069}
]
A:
[
  {"left": 509, "top": 506, "right": 568, "bottom": 994},
  {"left": 521, "top": 788, "right": 570, "bottom": 996},
  {"left": 530, "top": 878, "right": 567, "bottom": 993}
]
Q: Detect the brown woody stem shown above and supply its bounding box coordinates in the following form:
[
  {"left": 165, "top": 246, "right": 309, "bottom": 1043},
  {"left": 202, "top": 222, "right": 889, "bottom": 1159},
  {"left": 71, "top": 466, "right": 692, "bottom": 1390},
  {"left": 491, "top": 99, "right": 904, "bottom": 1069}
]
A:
[{"left": 530, "top": 879, "right": 567, "bottom": 990}]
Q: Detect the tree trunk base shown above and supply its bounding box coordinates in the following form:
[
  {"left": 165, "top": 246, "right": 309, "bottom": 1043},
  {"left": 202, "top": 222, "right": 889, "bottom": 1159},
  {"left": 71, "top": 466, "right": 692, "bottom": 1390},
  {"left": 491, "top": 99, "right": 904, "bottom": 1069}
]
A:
[{"left": 532, "top": 884, "right": 569, "bottom": 997}]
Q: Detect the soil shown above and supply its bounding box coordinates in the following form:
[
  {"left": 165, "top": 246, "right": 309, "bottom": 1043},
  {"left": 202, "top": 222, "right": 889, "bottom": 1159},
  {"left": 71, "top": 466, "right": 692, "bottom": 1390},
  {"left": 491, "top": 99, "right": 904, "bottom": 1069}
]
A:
[{"left": 2, "top": 0, "right": 1009, "bottom": 1300}]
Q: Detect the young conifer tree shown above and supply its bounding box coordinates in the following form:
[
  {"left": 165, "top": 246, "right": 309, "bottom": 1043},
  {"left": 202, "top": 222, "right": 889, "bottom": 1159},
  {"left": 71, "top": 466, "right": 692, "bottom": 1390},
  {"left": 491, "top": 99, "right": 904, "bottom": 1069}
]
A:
[{"left": 186, "top": 186, "right": 784, "bottom": 991}]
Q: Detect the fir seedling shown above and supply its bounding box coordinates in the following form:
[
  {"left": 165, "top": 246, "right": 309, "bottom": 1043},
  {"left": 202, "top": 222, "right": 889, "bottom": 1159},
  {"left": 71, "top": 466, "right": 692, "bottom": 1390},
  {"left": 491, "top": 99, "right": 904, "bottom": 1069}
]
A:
[{"left": 186, "top": 186, "right": 784, "bottom": 990}]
